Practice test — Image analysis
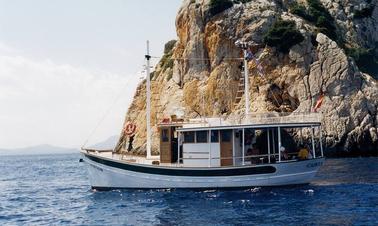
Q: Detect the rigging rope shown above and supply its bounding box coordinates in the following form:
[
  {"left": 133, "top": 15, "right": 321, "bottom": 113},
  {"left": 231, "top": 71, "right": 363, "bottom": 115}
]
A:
[
  {"left": 81, "top": 58, "right": 147, "bottom": 149},
  {"left": 151, "top": 56, "right": 243, "bottom": 61},
  {"left": 81, "top": 49, "right": 284, "bottom": 149}
]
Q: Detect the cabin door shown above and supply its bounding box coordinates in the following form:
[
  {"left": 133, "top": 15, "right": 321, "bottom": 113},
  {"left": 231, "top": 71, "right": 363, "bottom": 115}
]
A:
[
  {"left": 160, "top": 127, "right": 171, "bottom": 163},
  {"left": 220, "top": 130, "right": 233, "bottom": 166}
]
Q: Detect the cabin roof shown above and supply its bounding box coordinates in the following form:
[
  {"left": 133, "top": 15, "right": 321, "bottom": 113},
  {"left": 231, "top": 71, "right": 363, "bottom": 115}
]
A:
[
  {"left": 158, "top": 113, "right": 322, "bottom": 132},
  {"left": 176, "top": 121, "right": 321, "bottom": 132}
]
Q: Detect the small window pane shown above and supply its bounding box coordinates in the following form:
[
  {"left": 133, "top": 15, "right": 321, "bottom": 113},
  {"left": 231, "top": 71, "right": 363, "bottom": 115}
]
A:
[
  {"left": 211, "top": 130, "right": 219, "bottom": 143},
  {"left": 184, "top": 131, "right": 195, "bottom": 143},
  {"left": 221, "top": 130, "right": 232, "bottom": 142},
  {"left": 196, "top": 131, "right": 208, "bottom": 143},
  {"left": 161, "top": 129, "right": 169, "bottom": 142}
]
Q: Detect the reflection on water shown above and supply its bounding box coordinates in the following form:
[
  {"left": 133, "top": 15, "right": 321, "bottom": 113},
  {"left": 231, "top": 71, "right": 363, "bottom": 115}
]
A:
[{"left": 0, "top": 154, "right": 377, "bottom": 225}]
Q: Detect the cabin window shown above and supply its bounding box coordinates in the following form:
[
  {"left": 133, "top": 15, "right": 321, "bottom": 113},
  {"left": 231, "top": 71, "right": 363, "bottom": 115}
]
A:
[
  {"left": 211, "top": 130, "right": 219, "bottom": 143},
  {"left": 196, "top": 131, "right": 208, "bottom": 143},
  {"left": 221, "top": 130, "right": 232, "bottom": 142},
  {"left": 161, "top": 129, "right": 169, "bottom": 142},
  {"left": 184, "top": 131, "right": 195, "bottom": 143}
]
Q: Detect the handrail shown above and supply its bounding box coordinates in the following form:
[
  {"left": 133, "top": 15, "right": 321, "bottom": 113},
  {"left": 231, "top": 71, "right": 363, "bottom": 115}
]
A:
[
  {"left": 182, "top": 153, "right": 279, "bottom": 161},
  {"left": 82, "top": 148, "right": 114, "bottom": 153},
  {"left": 229, "top": 112, "right": 322, "bottom": 125},
  {"left": 182, "top": 152, "right": 310, "bottom": 161},
  {"left": 180, "top": 112, "right": 322, "bottom": 129}
]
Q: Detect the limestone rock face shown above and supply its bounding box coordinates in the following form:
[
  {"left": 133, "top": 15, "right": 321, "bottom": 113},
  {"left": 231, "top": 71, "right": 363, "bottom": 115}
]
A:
[{"left": 120, "top": 0, "right": 378, "bottom": 156}]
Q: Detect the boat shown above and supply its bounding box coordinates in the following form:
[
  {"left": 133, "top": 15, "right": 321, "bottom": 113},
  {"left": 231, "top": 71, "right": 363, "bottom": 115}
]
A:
[{"left": 81, "top": 41, "right": 325, "bottom": 190}]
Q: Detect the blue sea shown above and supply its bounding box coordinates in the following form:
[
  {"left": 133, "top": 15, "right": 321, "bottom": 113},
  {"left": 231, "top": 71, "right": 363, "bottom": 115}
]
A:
[{"left": 0, "top": 154, "right": 377, "bottom": 226}]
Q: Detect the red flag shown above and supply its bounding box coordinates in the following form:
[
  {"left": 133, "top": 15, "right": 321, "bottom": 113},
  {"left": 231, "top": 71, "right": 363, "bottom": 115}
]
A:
[{"left": 312, "top": 95, "right": 324, "bottom": 112}]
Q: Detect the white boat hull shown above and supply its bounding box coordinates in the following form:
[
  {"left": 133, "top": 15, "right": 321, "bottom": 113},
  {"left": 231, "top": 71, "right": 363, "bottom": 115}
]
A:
[{"left": 82, "top": 153, "right": 324, "bottom": 189}]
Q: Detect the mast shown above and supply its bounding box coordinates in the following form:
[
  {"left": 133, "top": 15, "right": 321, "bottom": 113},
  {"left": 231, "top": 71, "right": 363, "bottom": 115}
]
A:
[
  {"left": 243, "top": 48, "right": 250, "bottom": 115},
  {"left": 145, "top": 40, "right": 152, "bottom": 159}
]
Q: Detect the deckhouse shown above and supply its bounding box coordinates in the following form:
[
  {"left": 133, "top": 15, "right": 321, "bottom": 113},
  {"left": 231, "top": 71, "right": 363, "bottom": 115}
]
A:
[{"left": 158, "top": 112, "right": 323, "bottom": 168}]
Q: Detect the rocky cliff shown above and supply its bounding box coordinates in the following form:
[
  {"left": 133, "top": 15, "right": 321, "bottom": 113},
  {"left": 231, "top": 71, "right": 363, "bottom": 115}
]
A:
[{"left": 119, "top": 0, "right": 378, "bottom": 156}]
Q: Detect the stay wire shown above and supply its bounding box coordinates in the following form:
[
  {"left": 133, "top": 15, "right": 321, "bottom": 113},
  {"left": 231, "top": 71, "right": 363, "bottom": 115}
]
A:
[{"left": 81, "top": 59, "right": 146, "bottom": 149}]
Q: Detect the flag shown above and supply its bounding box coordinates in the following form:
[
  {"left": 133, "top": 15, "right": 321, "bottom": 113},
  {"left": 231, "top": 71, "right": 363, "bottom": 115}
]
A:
[
  {"left": 312, "top": 95, "right": 324, "bottom": 112},
  {"left": 245, "top": 49, "right": 254, "bottom": 61}
]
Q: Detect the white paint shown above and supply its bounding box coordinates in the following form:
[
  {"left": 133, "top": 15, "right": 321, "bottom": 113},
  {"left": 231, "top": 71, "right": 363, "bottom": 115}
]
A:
[
  {"left": 232, "top": 129, "right": 236, "bottom": 166},
  {"left": 320, "top": 126, "right": 324, "bottom": 157},
  {"left": 267, "top": 129, "right": 271, "bottom": 163},
  {"left": 242, "top": 128, "right": 245, "bottom": 165},
  {"left": 183, "top": 143, "right": 220, "bottom": 167},
  {"left": 83, "top": 152, "right": 325, "bottom": 189},
  {"left": 146, "top": 41, "right": 152, "bottom": 159},
  {"left": 208, "top": 130, "right": 211, "bottom": 167},
  {"left": 243, "top": 49, "right": 249, "bottom": 115},
  {"left": 311, "top": 126, "right": 316, "bottom": 158},
  {"left": 278, "top": 127, "right": 281, "bottom": 162}
]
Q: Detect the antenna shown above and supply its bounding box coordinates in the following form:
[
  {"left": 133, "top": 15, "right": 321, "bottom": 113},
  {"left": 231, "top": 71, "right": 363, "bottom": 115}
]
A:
[{"left": 145, "top": 40, "right": 152, "bottom": 159}]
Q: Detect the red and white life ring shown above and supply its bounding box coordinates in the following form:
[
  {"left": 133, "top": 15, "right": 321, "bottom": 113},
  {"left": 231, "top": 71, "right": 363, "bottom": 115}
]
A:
[{"left": 124, "top": 122, "right": 137, "bottom": 136}]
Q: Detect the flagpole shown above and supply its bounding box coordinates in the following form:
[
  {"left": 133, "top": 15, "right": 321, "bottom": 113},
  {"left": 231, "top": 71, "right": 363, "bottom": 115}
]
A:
[
  {"left": 145, "top": 40, "right": 152, "bottom": 159},
  {"left": 243, "top": 48, "right": 250, "bottom": 115}
]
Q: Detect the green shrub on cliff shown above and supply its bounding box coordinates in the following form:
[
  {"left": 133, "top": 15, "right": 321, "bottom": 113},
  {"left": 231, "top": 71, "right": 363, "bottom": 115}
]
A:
[
  {"left": 208, "top": 0, "right": 253, "bottom": 17},
  {"left": 346, "top": 47, "right": 378, "bottom": 78},
  {"left": 209, "top": 0, "right": 233, "bottom": 16},
  {"left": 164, "top": 40, "right": 176, "bottom": 54},
  {"left": 160, "top": 40, "right": 176, "bottom": 72},
  {"left": 263, "top": 20, "right": 304, "bottom": 53},
  {"left": 353, "top": 5, "right": 375, "bottom": 19},
  {"left": 289, "top": 0, "right": 339, "bottom": 43},
  {"left": 289, "top": 2, "right": 309, "bottom": 20},
  {"left": 233, "top": 0, "right": 252, "bottom": 3}
]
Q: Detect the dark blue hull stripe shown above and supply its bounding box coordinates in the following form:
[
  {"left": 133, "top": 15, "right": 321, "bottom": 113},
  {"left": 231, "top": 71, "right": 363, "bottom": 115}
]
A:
[{"left": 84, "top": 154, "right": 276, "bottom": 177}]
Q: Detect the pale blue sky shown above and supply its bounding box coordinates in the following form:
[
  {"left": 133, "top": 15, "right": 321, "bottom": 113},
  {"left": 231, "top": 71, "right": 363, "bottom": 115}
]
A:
[{"left": 0, "top": 0, "right": 182, "bottom": 148}]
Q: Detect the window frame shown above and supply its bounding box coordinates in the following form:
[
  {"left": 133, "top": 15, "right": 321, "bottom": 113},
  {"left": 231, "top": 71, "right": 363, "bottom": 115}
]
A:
[
  {"left": 183, "top": 131, "right": 195, "bottom": 143},
  {"left": 161, "top": 128, "right": 169, "bottom": 142},
  {"left": 196, "top": 131, "right": 208, "bottom": 143},
  {"left": 211, "top": 130, "right": 219, "bottom": 143},
  {"left": 220, "top": 130, "right": 232, "bottom": 142}
]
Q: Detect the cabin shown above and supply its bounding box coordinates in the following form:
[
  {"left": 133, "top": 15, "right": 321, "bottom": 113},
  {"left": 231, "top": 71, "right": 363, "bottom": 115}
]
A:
[{"left": 158, "top": 113, "right": 324, "bottom": 167}]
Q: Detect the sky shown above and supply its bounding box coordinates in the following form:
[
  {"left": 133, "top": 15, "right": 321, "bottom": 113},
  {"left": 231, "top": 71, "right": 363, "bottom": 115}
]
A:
[{"left": 0, "top": 0, "right": 183, "bottom": 149}]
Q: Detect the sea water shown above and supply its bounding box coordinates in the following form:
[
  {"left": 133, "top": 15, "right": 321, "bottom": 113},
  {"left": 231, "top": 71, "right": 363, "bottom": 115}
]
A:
[{"left": 0, "top": 154, "right": 377, "bottom": 226}]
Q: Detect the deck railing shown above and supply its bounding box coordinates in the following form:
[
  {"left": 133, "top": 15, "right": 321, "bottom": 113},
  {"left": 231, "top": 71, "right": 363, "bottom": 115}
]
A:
[
  {"left": 228, "top": 112, "right": 321, "bottom": 125},
  {"left": 199, "top": 112, "right": 322, "bottom": 128}
]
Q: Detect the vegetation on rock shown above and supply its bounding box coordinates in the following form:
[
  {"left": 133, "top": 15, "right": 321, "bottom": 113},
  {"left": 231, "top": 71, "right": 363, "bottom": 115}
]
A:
[
  {"left": 263, "top": 19, "right": 304, "bottom": 53},
  {"left": 208, "top": 0, "right": 251, "bottom": 17},
  {"left": 289, "top": 0, "right": 339, "bottom": 43},
  {"left": 160, "top": 40, "right": 176, "bottom": 73},
  {"left": 289, "top": 2, "right": 308, "bottom": 19},
  {"left": 289, "top": 1, "right": 377, "bottom": 77},
  {"left": 209, "top": 0, "right": 234, "bottom": 16},
  {"left": 233, "top": 0, "right": 252, "bottom": 4},
  {"left": 346, "top": 47, "right": 378, "bottom": 78},
  {"left": 164, "top": 40, "right": 176, "bottom": 54},
  {"left": 353, "top": 5, "right": 375, "bottom": 19}
]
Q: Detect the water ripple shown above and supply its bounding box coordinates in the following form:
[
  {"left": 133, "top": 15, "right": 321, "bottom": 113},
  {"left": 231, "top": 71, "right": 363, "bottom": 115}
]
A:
[{"left": 0, "top": 154, "right": 377, "bottom": 225}]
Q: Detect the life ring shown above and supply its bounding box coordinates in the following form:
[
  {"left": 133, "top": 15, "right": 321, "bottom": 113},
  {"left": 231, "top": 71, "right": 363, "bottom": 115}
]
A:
[{"left": 124, "top": 122, "right": 137, "bottom": 136}]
